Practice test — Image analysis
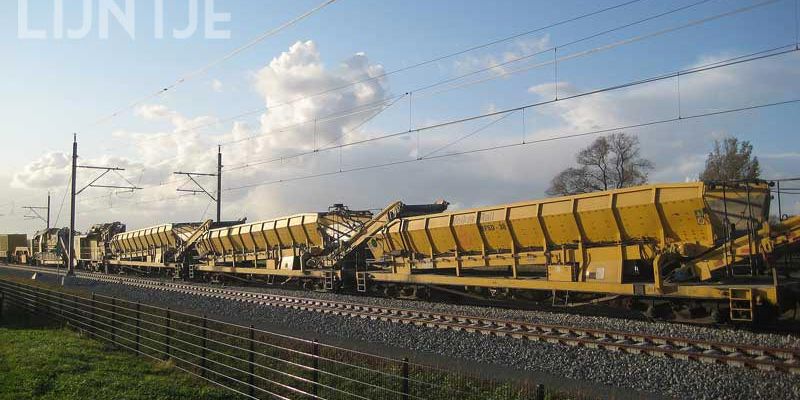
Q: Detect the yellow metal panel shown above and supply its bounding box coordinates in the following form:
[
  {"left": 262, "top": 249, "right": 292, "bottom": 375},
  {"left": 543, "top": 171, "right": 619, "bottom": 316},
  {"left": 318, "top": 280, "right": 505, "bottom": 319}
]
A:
[
  {"left": 406, "top": 218, "right": 431, "bottom": 254},
  {"left": 427, "top": 215, "right": 456, "bottom": 253},
  {"left": 288, "top": 216, "right": 309, "bottom": 245},
  {"left": 507, "top": 204, "right": 544, "bottom": 250},
  {"left": 219, "top": 228, "right": 234, "bottom": 252},
  {"left": 264, "top": 221, "right": 280, "bottom": 248},
  {"left": 252, "top": 223, "right": 267, "bottom": 250},
  {"left": 386, "top": 221, "right": 404, "bottom": 251},
  {"left": 452, "top": 213, "right": 482, "bottom": 252},
  {"left": 658, "top": 185, "right": 711, "bottom": 246},
  {"left": 478, "top": 209, "right": 512, "bottom": 252},
  {"left": 540, "top": 199, "right": 580, "bottom": 245},
  {"left": 615, "top": 188, "right": 661, "bottom": 242},
  {"left": 547, "top": 265, "right": 574, "bottom": 282},
  {"left": 275, "top": 219, "right": 293, "bottom": 246},
  {"left": 240, "top": 225, "right": 256, "bottom": 251},
  {"left": 575, "top": 194, "right": 618, "bottom": 243}
]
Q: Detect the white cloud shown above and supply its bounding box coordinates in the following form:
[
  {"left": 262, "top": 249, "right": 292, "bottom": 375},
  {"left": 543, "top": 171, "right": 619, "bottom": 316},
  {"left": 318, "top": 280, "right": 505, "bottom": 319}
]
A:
[
  {"left": 11, "top": 152, "right": 70, "bottom": 189},
  {"left": 454, "top": 35, "right": 551, "bottom": 77},
  {"left": 212, "top": 79, "right": 224, "bottom": 92}
]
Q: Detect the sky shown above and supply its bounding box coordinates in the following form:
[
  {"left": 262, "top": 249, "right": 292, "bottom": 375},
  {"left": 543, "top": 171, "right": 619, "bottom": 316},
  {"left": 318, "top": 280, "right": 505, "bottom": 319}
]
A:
[{"left": 1, "top": 0, "right": 799, "bottom": 235}]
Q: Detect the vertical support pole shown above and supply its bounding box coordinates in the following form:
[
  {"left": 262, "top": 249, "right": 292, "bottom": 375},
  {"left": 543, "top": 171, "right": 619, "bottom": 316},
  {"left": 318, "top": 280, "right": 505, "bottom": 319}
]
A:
[
  {"left": 46, "top": 192, "right": 51, "bottom": 230},
  {"left": 59, "top": 292, "right": 64, "bottom": 325},
  {"left": 110, "top": 297, "right": 116, "bottom": 345},
  {"left": 401, "top": 357, "right": 410, "bottom": 400},
  {"left": 200, "top": 315, "right": 208, "bottom": 378},
  {"left": 311, "top": 339, "right": 319, "bottom": 397},
  {"left": 248, "top": 325, "right": 255, "bottom": 397},
  {"left": 217, "top": 146, "right": 222, "bottom": 223},
  {"left": 67, "top": 134, "right": 78, "bottom": 279},
  {"left": 536, "top": 383, "right": 545, "bottom": 400},
  {"left": 91, "top": 293, "right": 97, "bottom": 338},
  {"left": 135, "top": 302, "right": 141, "bottom": 354},
  {"left": 165, "top": 308, "right": 171, "bottom": 360},
  {"left": 777, "top": 181, "right": 783, "bottom": 220},
  {"left": 745, "top": 185, "right": 755, "bottom": 276}
]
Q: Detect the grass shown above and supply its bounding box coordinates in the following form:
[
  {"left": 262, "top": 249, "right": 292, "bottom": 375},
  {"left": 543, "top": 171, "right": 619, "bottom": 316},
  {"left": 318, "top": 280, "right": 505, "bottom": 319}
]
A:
[{"left": 0, "top": 312, "right": 236, "bottom": 400}]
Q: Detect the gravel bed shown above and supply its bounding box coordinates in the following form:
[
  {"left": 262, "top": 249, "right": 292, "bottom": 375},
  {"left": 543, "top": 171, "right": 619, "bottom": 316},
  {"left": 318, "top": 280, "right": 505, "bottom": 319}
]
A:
[
  {"left": 189, "top": 279, "right": 800, "bottom": 351},
  {"left": 2, "top": 267, "right": 797, "bottom": 400}
]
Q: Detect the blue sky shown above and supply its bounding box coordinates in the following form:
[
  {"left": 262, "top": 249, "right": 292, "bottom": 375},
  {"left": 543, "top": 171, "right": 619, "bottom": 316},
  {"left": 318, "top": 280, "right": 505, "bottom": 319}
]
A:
[{"left": 1, "top": 0, "right": 798, "bottom": 234}]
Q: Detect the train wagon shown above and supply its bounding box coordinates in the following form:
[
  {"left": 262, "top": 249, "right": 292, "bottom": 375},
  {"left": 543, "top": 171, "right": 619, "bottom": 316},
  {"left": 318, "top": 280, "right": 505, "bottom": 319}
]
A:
[
  {"left": 74, "top": 222, "right": 126, "bottom": 271},
  {"left": 31, "top": 228, "right": 69, "bottom": 266},
  {"left": 107, "top": 220, "right": 243, "bottom": 276},
  {"left": 194, "top": 202, "right": 448, "bottom": 289},
  {"left": 362, "top": 181, "right": 800, "bottom": 321},
  {"left": 0, "top": 234, "right": 28, "bottom": 262},
  {"left": 108, "top": 221, "right": 209, "bottom": 275}
]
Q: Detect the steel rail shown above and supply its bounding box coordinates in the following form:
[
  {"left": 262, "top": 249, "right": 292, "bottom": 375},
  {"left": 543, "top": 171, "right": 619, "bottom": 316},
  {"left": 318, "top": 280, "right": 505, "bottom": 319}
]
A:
[{"left": 4, "top": 263, "right": 798, "bottom": 375}]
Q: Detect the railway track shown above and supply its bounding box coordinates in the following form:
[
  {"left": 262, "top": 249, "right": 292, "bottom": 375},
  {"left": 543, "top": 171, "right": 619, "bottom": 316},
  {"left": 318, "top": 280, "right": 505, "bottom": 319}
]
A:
[{"left": 3, "top": 263, "right": 799, "bottom": 375}]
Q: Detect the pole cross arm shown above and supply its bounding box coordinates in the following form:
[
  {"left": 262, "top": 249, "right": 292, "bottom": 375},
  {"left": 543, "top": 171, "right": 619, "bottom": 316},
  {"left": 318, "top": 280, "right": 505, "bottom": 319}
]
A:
[{"left": 174, "top": 171, "right": 217, "bottom": 201}]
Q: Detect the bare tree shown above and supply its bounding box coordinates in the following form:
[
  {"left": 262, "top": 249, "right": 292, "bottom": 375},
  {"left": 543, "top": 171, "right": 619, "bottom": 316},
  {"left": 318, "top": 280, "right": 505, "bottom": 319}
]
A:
[
  {"left": 546, "top": 133, "right": 653, "bottom": 196},
  {"left": 699, "top": 137, "right": 760, "bottom": 182}
]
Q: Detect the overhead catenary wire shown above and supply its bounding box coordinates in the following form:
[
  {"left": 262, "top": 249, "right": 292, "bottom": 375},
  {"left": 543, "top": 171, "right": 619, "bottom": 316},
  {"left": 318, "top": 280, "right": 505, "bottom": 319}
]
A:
[
  {"left": 225, "top": 98, "right": 800, "bottom": 192},
  {"left": 69, "top": 42, "right": 800, "bottom": 212},
  {"left": 50, "top": 0, "right": 797, "bottom": 215},
  {"left": 226, "top": 93, "right": 409, "bottom": 171},
  {"left": 209, "top": 0, "right": 717, "bottom": 147},
  {"left": 222, "top": 43, "right": 799, "bottom": 175},
  {"left": 82, "top": 0, "right": 750, "bottom": 194},
  {"left": 187, "top": 0, "right": 650, "bottom": 138}
]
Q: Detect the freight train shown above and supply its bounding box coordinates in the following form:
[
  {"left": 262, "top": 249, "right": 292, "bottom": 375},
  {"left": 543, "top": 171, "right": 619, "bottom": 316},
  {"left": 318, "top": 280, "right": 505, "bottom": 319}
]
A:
[{"left": 10, "top": 181, "right": 800, "bottom": 323}]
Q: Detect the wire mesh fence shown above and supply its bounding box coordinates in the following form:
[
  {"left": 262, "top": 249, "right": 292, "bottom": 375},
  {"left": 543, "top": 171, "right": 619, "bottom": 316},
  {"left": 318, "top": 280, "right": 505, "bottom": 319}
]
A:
[{"left": 0, "top": 278, "right": 578, "bottom": 400}]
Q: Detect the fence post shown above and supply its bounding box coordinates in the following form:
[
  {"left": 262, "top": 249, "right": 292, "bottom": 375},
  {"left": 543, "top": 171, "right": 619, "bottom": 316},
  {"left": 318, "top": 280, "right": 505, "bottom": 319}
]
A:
[
  {"left": 135, "top": 302, "right": 141, "bottom": 354},
  {"left": 110, "top": 297, "right": 116, "bottom": 345},
  {"left": 72, "top": 294, "right": 79, "bottom": 333},
  {"left": 402, "top": 357, "right": 409, "bottom": 400},
  {"left": 200, "top": 315, "right": 207, "bottom": 378},
  {"left": 90, "top": 293, "right": 97, "bottom": 339},
  {"left": 312, "top": 339, "right": 319, "bottom": 397},
  {"left": 248, "top": 325, "right": 255, "bottom": 398},
  {"left": 165, "top": 308, "right": 171, "bottom": 360},
  {"left": 536, "top": 383, "right": 545, "bottom": 400}
]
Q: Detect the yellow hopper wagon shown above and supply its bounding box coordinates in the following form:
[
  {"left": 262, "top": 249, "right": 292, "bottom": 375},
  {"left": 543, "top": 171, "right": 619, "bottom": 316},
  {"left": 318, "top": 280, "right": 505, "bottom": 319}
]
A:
[
  {"left": 108, "top": 221, "right": 213, "bottom": 275},
  {"left": 194, "top": 203, "right": 448, "bottom": 289},
  {"left": 362, "top": 182, "right": 800, "bottom": 322}
]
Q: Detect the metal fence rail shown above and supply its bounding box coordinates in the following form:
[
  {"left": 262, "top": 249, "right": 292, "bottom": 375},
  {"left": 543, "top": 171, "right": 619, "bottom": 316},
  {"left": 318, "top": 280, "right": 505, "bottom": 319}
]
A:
[{"left": 0, "top": 279, "right": 558, "bottom": 400}]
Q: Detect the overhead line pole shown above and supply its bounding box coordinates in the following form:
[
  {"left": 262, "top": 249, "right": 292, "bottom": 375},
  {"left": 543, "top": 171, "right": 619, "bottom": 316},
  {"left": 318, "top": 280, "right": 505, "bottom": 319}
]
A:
[
  {"left": 22, "top": 192, "right": 51, "bottom": 229},
  {"left": 67, "top": 134, "right": 77, "bottom": 280},
  {"left": 173, "top": 147, "right": 222, "bottom": 222},
  {"left": 66, "top": 135, "right": 141, "bottom": 284},
  {"left": 217, "top": 146, "right": 222, "bottom": 223}
]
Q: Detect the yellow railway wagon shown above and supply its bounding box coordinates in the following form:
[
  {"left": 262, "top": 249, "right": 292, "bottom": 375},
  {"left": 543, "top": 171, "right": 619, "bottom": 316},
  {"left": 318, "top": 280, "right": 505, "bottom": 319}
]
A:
[
  {"left": 110, "top": 222, "right": 205, "bottom": 268},
  {"left": 364, "top": 182, "right": 796, "bottom": 318},
  {"left": 194, "top": 209, "right": 374, "bottom": 282},
  {"left": 196, "top": 213, "right": 325, "bottom": 271}
]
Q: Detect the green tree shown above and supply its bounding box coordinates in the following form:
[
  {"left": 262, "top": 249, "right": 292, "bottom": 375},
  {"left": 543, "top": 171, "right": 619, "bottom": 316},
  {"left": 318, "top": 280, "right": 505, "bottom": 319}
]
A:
[
  {"left": 699, "top": 137, "right": 760, "bottom": 182},
  {"left": 547, "top": 133, "right": 653, "bottom": 196}
]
